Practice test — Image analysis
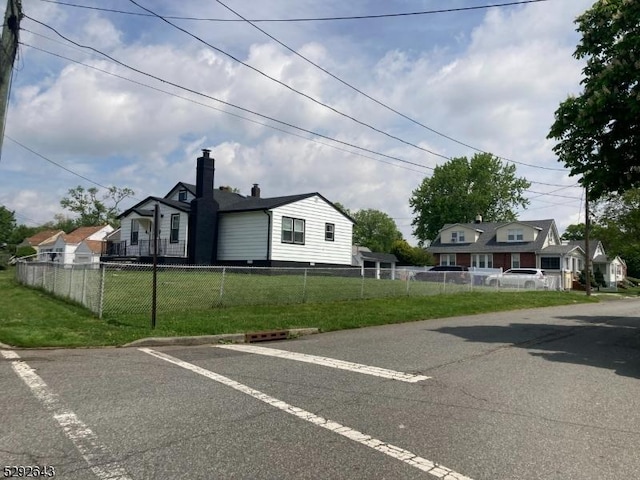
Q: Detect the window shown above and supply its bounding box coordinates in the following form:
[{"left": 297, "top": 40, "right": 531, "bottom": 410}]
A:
[
  {"left": 440, "top": 254, "right": 456, "bottom": 266},
  {"left": 507, "top": 228, "right": 524, "bottom": 241},
  {"left": 540, "top": 257, "right": 560, "bottom": 269},
  {"left": 451, "top": 231, "right": 465, "bottom": 243},
  {"left": 282, "top": 216, "right": 305, "bottom": 244},
  {"left": 325, "top": 223, "right": 335, "bottom": 241},
  {"left": 471, "top": 254, "right": 493, "bottom": 268},
  {"left": 130, "top": 220, "right": 139, "bottom": 245},
  {"left": 511, "top": 253, "right": 520, "bottom": 269},
  {"left": 170, "top": 214, "right": 180, "bottom": 243},
  {"left": 178, "top": 189, "right": 188, "bottom": 202}
]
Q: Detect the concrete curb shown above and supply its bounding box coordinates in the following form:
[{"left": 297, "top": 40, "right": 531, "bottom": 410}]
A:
[{"left": 122, "top": 327, "right": 320, "bottom": 348}]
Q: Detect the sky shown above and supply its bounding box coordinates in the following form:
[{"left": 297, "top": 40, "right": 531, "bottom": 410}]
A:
[{"left": 0, "top": 0, "right": 596, "bottom": 245}]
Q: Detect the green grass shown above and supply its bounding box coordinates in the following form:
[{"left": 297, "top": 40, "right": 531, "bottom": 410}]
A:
[{"left": 0, "top": 267, "right": 600, "bottom": 348}]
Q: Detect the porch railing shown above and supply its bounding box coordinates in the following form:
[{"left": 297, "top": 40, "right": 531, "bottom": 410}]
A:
[{"left": 103, "top": 239, "right": 186, "bottom": 257}]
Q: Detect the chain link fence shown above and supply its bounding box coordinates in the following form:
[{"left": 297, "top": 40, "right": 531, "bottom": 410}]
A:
[{"left": 16, "top": 260, "right": 561, "bottom": 319}]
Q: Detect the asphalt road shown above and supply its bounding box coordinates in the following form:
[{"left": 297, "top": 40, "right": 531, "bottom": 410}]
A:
[{"left": 2, "top": 298, "right": 640, "bottom": 479}]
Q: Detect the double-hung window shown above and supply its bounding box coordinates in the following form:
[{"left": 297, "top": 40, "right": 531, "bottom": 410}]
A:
[
  {"left": 130, "top": 220, "right": 139, "bottom": 245},
  {"left": 325, "top": 223, "right": 335, "bottom": 241},
  {"left": 170, "top": 214, "right": 180, "bottom": 243},
  {"left": 507, "top": 229, "right": 524, "bottom": 241},
  {"left": 440, "top": 254, "right": 456, "bottom": 266},
  {"left": 282, "top": 217, "right": 305, "bottom": 244},
  {"left": 451, "top": 231, "right": 465, "bottom": 243},
  {"left": 471, "top": 254, "right": 493, "bottom": 268},
  {"left": 178, "top": 189, "right": 188, "bottom": 202}
]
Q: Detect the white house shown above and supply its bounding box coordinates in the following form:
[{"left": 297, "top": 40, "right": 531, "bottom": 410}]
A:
[
  {"left": 108, "top": 150, "right": 354, "bottom": 267},
  {"left": 568, "top": 239, "right": 627, "bottom": 287},
  {"left": 39, "top": 225, "right": 114, "bottom": 265}
]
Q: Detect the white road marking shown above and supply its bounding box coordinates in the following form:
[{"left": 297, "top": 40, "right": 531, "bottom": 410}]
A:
[
  {"left": 216, "top": 344, "right": 431, "bottom": 383},
  {"left": 140, "top": 348, "right": 472, "bottom": 480},
  {"left": 1, "top": 350, "right": 133, "bottom": 480}
]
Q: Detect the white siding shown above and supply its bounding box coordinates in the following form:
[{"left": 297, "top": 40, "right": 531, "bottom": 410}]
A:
[
  {"left": 439, "top": 225, "right": 480, "bottom": 244},
  {"left": 165, "top": 185, "right": 194, "bottom": 203},
  {"left": 120, "top": 201, "right": 188, "bottom": 256},
  {"left": 496, "top": 223, "right": 539, "bottom": 242},
  {"left": 270, "top": 195, "right": 353, "bottom": 265},
  {"left": 217, "top": 211, "right": 269, "bottom": 261}
]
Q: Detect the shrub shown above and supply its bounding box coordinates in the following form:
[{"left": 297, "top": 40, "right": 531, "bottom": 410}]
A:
[{"left": 14, "top": 245, "right": 37, "bottom": 259}]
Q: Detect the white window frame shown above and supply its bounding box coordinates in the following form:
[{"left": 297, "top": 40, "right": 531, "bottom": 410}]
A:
[
  {"left": 131, "top": 220, "right": 139, "bottom": 245},
  {"left": 507, "top": 228, "right": 524, "bottom": 242},
  {"left": 178, "top": 189, "right": 188, "bottom": 202},
  {"left": 440, "top": 254, "right": 456, "bottom": 266},
  {"left": 325, "top": 223, "right": 335, "bottom": 242},
  {"left": 170, "top": 214, "right": 180, "bottom": 243},
  {"left": 451, "top": 231, "right": 465, "bottom": 243},
  {"left": 511, "top": 253, "right": 521, "bottom": 269},
  {"left": 471, "top": 254, "right": 493, "bottom": 269},
  {"left": 282, "top": 216, "right": 305, "bottom": 245}
]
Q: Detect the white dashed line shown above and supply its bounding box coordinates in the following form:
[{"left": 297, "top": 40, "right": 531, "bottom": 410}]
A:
[
  {"left": 1, "top": 350, "right": 133, "bottom": 480},
  {"left": 216, "top": 344, "right": 431, "bottom": 383},
  {"left": 140, "top": 348, "right": 471, "bottom": 480}
]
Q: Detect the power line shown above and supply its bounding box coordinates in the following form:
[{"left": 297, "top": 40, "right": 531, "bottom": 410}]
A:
[
  {"left": 37, "top": 0, "right": 551, "bottom": 22},
  {"left": 212, "top": 0, "right": 566, "bottom": 173},
  {"left": 21, "top": 38, "right": 575, "bottom": 191},
  {"left": 127, "top": 1, "right": 453, "bottom": 164},
  {"left": 22, "top": 17, "right": 442, "bottom": 172}
]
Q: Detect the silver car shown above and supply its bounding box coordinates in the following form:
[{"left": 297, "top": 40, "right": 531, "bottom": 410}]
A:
[{"left": 485, "top": 268, "right": 548, "bottom": 289}]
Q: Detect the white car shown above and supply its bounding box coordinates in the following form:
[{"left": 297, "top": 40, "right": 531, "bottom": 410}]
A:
[{"left": 485, "top": 268, "right": 548, "bottom": 289}]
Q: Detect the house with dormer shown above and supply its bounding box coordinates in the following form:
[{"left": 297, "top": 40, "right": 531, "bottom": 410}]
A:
[
  {"left": 427, "top": 218, "right": 586, "bottom": 289},
  {"left": 567, "top": 239, "right": 626, "bottom": 287},
  {"left": 104, "top": 150, "right": 354, "bottom": 267}
]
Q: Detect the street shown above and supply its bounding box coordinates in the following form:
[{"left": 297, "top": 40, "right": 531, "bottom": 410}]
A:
[{"left": 2, "top": 298, "right": 640, "bottom": 479}]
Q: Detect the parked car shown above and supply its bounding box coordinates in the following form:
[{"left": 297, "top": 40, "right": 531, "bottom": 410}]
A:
[
  {"left": 485, "top": 268, "right": 548, "bottom": 289},
  {"left": 415, "top": 265, "right": 471, "bottom": 284}
]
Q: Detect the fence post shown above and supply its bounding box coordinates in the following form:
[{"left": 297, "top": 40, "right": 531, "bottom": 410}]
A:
[
  {"left": 406, "top": 272, "right": 410, "bottom": 296},
  {"left": 360, "top": 270, "right": 365, "bottom": 299},
  {"left": 218, "top": 267, "right": 226, "bottom": 305},
  {"left": 81, "top": 266, "right": 87, "bottom": 306},
  {"left": 68, "top": 266, "right": 74, "bottom": 299},
  {"left": 98, "top": 264, "right": 106, "bottom": 319},
  {"left": 302, "top": 268, "right": 307, "bottom": 303},
  {"left": 52, "top": 263, "right": 57, "bottom": 294}
]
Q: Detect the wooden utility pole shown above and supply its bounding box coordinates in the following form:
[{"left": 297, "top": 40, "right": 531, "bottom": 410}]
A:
[
  {"left": 0, "top": 0, "right": 22, "bottom": 155},
  {"left": 584, "top": 185, "right": 591, "bottom": 296}
]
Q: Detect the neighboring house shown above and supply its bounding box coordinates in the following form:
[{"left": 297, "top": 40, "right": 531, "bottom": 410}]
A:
[
  {"left": 568, "top": 239, "right": 626, "bottom": 287},
  {"left": 39, "top": 225, "right": 114, "bottom": 265},
  {"left": 18, "top": 230, "right": 64, "bottom": 254},
  {"left": 105, "top": 149, "right": 354, "bottom": 267},
  {"left": 352, "top": 246, "right": 398, "bottom": 279},
  {"left": 426, "top": 219, "right": 585, "bottom": 289}
]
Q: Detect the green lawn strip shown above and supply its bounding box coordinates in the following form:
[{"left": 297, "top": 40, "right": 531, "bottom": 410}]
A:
[{"left": 1, "top": 265, "right": 598, "bottom": 347}]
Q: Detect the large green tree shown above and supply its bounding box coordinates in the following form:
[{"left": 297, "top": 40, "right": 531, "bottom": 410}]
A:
[
  {"left": 352, "top": 209, "right": 402, "bottom": 253},
  {"left": 409, "top": 153, "right": 530, "bottom": 243},
  {"left": 548, "top": 0, "right": 640, "bottom": 199},
  {"left": 61, "top": 185, "right": 134, "bottom": 227},
  {"left": 0, "top": 205, "right": 16, "bottom": 245},
  {"left": 390, "top": 239, "right": 433, "bottom": 266}
]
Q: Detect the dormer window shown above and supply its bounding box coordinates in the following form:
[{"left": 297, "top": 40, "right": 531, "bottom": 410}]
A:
[
  {"left": 451, "top": 231, "right": 465, "bottom": 243},
  {"left": 507, "top": 228, "right": 523, "bottom": 242},
  {"left": 178, "top": 189, "right": 188, "bottom": 202}
]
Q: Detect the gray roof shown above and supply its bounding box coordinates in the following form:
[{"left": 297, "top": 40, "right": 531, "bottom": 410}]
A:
[
  {"left": 122, "top": 184, "right": 353, "bottom": 222},
  {"left": 427, "top": 220, "right": 555, "bottom": 254},
  {"left": 358, "top": 251, "right": 398, "bottom": 263},
  {"left": 539, "top": 244, "right": 584, "bottom": 255}
]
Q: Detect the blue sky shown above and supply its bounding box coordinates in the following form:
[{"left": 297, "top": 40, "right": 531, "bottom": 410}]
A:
[{"left": 1, "top": 0, "right": 594, "bottom": 243}]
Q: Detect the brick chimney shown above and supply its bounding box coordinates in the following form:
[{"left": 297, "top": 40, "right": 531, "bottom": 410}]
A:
[
  {"left": 188, "top": 149, "right": 219, "bottom": 264},
  {"left": 250, "top": 183, "right": 260, "bottom": 198}
]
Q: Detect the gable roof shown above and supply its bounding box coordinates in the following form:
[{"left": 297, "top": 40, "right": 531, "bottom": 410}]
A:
[
  {"left": 428, "top": 219, "right": 555, "bottom": 254},
  {"left": 123, "top": 189, "right": 354, "bottom": 223},
  {"left": 24, "top": 229, "right": 64, "bottom": 246},
  {"left": 63, "top": 226, "right": 111, "bottom": 244}
]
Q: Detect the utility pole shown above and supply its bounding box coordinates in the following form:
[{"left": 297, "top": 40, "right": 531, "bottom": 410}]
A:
[
  {"left": 0, "top": 0, "right": 22, "bottom": 156},
  {"left": 584, "top": 185, "right": 591, "bottom": 296}
]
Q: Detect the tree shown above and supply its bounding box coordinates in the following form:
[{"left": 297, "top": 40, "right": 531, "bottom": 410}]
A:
[
  {"left": 352, "top": 209, "right": 402, "bottom": 253},
  {"left": 390, "top": 239, "right": 433, "bottom": 266},
  {"left": 409, "top": 153, "right": 530, "bottom": 244},
  {"left": 548, "top": 0, "right": 640, "bottom": 199},
  {"left": 0, "top": 205, "right": 16, "bottom": 245},
  {"left": 60, "top": 185, "right": 134, "bottom": 227},
  {"left": 561, "top": 223, "right": 586, "bottom": 241}
]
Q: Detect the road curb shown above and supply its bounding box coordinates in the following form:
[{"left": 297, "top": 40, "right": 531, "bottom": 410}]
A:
[{"left": 122, "top": 328, "right": 320, "bottom": 348}]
